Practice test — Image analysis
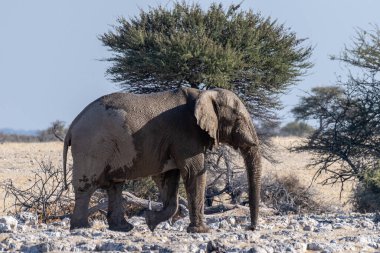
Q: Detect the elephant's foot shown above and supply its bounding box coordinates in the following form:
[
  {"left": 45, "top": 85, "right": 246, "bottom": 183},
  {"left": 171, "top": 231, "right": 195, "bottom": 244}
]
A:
[
  {"left": 109, "top": 222, "right": 134, "bottom": 232},
  {"left": 107, "top": 216, "right": 134, "bottom": 232},
  {"left": 145, "top": 210, "right": 161, "bottom": 232},
  {"left": 187, "top": 224, "right": 210, "bottom": 233},
  {"left": 246, "top": 224, "right": 257, "bottom": 231},
  {"left": 70, "top": 219, "right": 91, "bottom": 230}
]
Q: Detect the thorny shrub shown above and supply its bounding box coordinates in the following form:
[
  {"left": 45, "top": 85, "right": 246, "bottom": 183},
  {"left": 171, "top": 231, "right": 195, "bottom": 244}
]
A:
[
  {"left": 1, "top": 160, "right": 73, "bottom": 222},
  {"left": 260, "top": 174, "right": 326, "bottom": 214}
]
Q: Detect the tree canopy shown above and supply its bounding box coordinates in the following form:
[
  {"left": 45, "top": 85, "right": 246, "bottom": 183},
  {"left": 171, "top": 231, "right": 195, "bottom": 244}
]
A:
[
  {"left": 100, "top": 2, "right": 312, "bottom": 123},
  {"left": 291, "top": 86, "right": 344, "bottom": 130}
]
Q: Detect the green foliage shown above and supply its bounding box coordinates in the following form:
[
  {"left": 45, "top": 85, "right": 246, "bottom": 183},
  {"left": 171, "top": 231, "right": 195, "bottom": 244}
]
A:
[
  {"left": 362, "top": 165, "right": 380, "bottom": 193},
  {"left": 100, "top": 1, "right": 312, "bottom": 122},
  {"left": 353, "top": 165, "right": 380, "bottom": 212},
  {"left": 123, "top": 178, "right": 159, "bottom": 200},
  {"left": 331, "top": 26, "right": 380, "bottom": 72},
  {"left": 280, "top": 121, "right": 314, "bottom": 137}
]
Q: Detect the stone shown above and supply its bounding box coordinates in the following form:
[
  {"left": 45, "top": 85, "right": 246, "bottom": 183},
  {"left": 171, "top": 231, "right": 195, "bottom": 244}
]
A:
[
  {"left": 307, "top": 242, "right": 324, "bottom": 251},
  {"left": 293, "top": 242, "right": 307, "bottom": 252},
  {"left": 249, "top": 245, "right": 268, "bottom": 253},
  {"left": 0, "top": 216, "right": 18, "bottom": 233},
  {"left": 207, "top": 239, "right": 227, "bottom": 252},
  {"left": 75, "top": 242, "right": 97, "bottom": 251},
  {"left": 227, "top": 217, "right": 236, "bottom": 226},
  {"left": 16, "top": 212, "right": 38, "bottom": 226},
  {"left": 189, "top": 243, "right": 198, "bottom": 252},
  {"left": 219, "top": 220, "right": 230, "bottom": 229},
  {"left": 303, "top": 225, "right": 313, "bottom": 231},
  {"left": 20, "top": 242, "right": 54, "bottom": 253},
  {"left": 126, "top": 244, "right": 142, "bottom": 251},
  {"left": 96, "top": 241, "right": 126, "bottom": 251}
]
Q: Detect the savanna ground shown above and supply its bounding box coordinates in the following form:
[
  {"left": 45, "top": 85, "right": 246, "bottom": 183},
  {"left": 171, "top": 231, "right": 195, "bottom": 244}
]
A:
[
  {"left": 0, "top": 137, "right": 353, "bottom": 214},
  {"left": 3, "top": 138, "right": 380, "bottom": 253}
]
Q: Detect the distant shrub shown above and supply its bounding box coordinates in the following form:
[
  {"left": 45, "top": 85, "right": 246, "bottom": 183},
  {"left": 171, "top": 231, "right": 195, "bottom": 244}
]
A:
[
  {"left": 37, "top": 120, "right": 67, "bottom": 142},
  {"left": 261, "top": 174, "right": 325, "bottom": 214},
  {"left": 123, "top": 178, "right": 159, "bottom": 201},
  {"left": 0, "top": 120, "right": 67, "bottom": 143},
  {"left": 280, "top": 121, "right": 314, "bottom": 137},
  {"left": 352, "top": 166, "right": 380, "bottom": 212},
  {"left": 0, "top": 133, "right": 39, "bottom": 143}
]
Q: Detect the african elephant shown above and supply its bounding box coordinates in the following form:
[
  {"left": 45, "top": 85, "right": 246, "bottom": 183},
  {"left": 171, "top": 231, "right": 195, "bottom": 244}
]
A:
[{"left": 63, "top": 87, "right": 262, "bottom": 233}]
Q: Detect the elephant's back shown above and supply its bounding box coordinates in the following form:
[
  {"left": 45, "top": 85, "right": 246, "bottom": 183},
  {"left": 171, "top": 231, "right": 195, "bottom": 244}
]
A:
[
  {"left": 68, "top": 88, "right": 191, "bottom": 141},
  {"left": 99, "top": 89, "right": 189, "bottom": 116}
]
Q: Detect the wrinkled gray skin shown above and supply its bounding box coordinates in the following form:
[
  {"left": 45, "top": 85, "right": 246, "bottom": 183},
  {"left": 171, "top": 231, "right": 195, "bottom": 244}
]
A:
[{"left": 63, "top": 87, "right": 262, "bottom": 233}]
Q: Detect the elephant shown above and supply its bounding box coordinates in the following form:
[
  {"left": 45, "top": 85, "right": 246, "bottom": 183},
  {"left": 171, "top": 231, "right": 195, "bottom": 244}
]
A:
[{"left": 63, "top": 87, "right": 262, "bottom": 233}]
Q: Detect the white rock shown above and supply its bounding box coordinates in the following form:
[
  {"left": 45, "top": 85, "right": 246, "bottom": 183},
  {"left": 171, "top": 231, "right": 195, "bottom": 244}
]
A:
[
  {"left": 96, "top": 241, "right": 126, "bottom": 251},
  {"left": 250, "top": 245, "right": 269, "bottom": 253},
  {"left": 293, "top": 242, "right": 307, "bottom": 252},
  {"left": 219, "top": 220, "right": 230, "bottom": 229},
  {"left": 189, "top": 243, "right": 199, "bottom": 252},
  {"left": 17, "top": 212, "right": 38, "bottom": 225},
  {"left": 0, "top": 216, "right": 18, "bottom": 233},
  {"left": 227, "top": 216, "right": 236, "bottom": 226}
]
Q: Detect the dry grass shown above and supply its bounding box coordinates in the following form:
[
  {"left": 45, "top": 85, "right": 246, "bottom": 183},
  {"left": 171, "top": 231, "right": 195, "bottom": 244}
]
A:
[
  {"left": 0, "top": 137, "right": 354, "bottom": 215},
  {"left": 0, "top": 142, "right": 72, "bottom": 214},
  {"left": 263, "top": 137, "right": 354, "bottom": 210}
]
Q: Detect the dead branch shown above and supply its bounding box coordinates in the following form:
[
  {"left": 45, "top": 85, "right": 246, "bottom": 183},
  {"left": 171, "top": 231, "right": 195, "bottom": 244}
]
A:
[
  {"left": 88, "top": 191, "right": 247, "bottom": 218},
  {"left": 88, "top": 192, "right": 189, "bottom": 218},
  {"left": 204, "top": 204, "right": 249, "bottom": 215}
]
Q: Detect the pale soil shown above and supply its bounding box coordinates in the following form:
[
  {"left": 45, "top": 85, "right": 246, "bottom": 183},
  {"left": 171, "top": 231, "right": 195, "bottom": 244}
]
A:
[
  {"left": 0, "top": 137, "right": 354, "bottom": 214},
  {"left": 262, "top": 137, "right": 354, "bottom": 211}
]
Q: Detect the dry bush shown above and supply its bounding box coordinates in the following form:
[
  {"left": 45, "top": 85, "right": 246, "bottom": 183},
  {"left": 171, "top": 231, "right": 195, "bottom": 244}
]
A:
[
  {"left": 353, "top": 185, "right": 380, "bottom": 213},
  {"left": 352, "top": 167, "right": 380, "bottom": 212},
  {"left": 1, "top": 160, "right": 73, "bottom": 222},
  {"left": 123, "top": 178, "right": 159, "bottom": 201},
  {"left": 261, "top": 174, "right": 326, "bottom": 214},
  {"left": 205, "top": 146, "right": 247, "bottom": 206}
]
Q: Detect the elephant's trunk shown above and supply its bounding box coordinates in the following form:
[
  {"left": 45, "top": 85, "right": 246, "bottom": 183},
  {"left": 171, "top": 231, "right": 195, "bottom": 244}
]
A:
[{"left": 241, "top": 145, "right": 262, "bottom": 230}]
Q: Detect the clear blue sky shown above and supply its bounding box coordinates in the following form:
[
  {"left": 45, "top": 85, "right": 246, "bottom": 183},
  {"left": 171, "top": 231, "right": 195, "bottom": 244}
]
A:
[{"left": 0, "top": 0, "right": 379, "bottom": 130}]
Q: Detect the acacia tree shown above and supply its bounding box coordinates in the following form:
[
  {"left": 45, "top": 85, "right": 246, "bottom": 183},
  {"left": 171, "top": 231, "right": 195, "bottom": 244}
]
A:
[
  {"left": 291, "top": 86, "right": 344, "bottom": 130},
  {"left": 100, "top": 2, "right": 312, "bottom": 207},
  {"left": 100, "top": 2, "right": 312, "bottom": 125},
  {"left": 293, "top": 26, "right": 380, "bottom": 187}
]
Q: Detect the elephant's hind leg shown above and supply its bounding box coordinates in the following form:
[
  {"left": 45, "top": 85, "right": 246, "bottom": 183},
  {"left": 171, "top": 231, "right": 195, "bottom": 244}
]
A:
[
  {"left": 107, "top": 183, "right": 134, "bottom": 232},
  {"left": 145, "top": 170, "right": 180, "bottom": 231},
  {"left": 71, "top": 186, "right": 96, "bottom": 230}
]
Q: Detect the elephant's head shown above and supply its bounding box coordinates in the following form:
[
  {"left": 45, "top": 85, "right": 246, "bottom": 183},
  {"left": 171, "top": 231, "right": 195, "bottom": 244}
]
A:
[{"left": 194, "top": 88, "right": 262, "bottom": 230}]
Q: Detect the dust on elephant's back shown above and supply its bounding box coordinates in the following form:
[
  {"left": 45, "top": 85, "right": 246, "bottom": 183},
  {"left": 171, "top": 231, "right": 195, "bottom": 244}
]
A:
[{"left": 70, "top": 100, "right": 137, "bottom": 185}]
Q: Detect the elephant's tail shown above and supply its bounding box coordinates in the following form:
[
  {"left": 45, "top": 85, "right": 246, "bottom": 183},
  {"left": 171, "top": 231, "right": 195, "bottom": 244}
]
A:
[{"left": 63, "top": 130, "right": 71, "bottom": 190}]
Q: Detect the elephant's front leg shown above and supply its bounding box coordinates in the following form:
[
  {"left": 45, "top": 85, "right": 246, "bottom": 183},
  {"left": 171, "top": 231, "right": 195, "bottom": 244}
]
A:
[
  {"left": 107, "top": 183, "right": 134, "bottom": 232},
  {"left": 145, "top": 169, "right": 180, "bottom": 231},
  {"left": 181, "top": 155, "right": 210, "bottom": 233}
]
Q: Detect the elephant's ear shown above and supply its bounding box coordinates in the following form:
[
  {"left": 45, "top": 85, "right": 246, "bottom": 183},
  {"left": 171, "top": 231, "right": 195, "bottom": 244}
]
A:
[{"left": 194, "top": 90, "right": 219, "bottom": 146}]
